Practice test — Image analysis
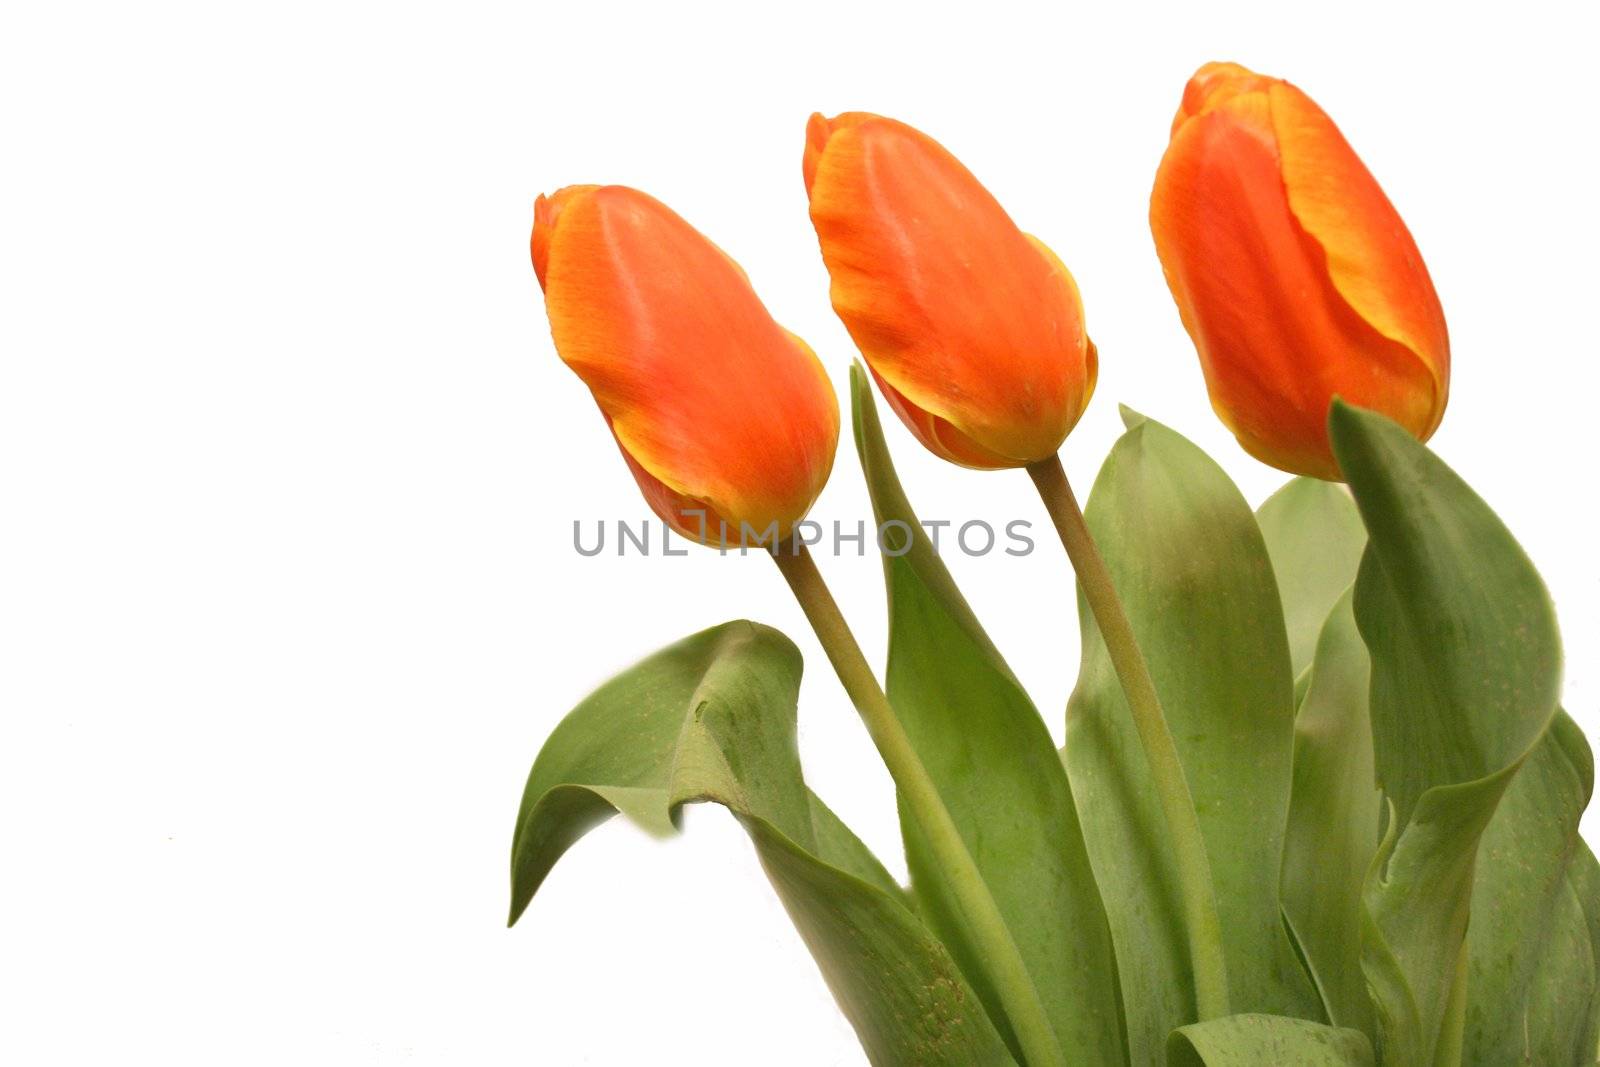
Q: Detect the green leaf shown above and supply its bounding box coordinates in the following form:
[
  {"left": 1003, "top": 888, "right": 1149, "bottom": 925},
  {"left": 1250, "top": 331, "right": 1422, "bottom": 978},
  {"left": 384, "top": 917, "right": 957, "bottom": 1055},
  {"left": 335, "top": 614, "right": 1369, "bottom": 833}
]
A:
[
  {"left": 1167, "top": 1014, "right": 1374, "bottom": 1066},
  {"left": 509, "top": 621, "right": 1015, "bottom": 1066},
  {"left": 1329, "top": 402, "right": 1563, "bottom": 1066},
  {"left": 1523, "top": 868, "right": 1599, "bottom": 1065},
  {"left": 1278, "top": 592, "right": 1380, "bottom": 1033},
  {"left": 1256, "top": 477, "right": 1367, "bottom": 681},
  {"left": 1464, "top": 711, "right": 1594, "bottom": 1065},
  {"left": 1067, "top": 414, "right": 1321, "bottom": 1064},
  {"left": 1332, "top": 404, "right": 1562, "bottom": 826},
  {"left": 1359, "top": 785, "right": 1496, "bottom": 1067},
  {"left": 849, "top": 365, "right": 1123, "bottom": 1066},
  {"left": 1256, "top": 474, "right": 1375, "bottom": 1033},
  {"left": 1525, "top": 841, "right": 1600, "bottom": 1063}
]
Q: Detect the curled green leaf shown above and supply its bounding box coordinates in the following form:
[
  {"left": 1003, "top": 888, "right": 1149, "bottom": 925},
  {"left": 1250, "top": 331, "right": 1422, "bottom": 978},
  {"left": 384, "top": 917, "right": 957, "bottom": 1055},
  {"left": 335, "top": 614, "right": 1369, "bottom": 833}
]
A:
[
  {"left": 1330, "top": 402, "right": 1564, "bottom": 1066},
  {"left": 509, "top": 621, "right": 1015, "bottom": 1065}
]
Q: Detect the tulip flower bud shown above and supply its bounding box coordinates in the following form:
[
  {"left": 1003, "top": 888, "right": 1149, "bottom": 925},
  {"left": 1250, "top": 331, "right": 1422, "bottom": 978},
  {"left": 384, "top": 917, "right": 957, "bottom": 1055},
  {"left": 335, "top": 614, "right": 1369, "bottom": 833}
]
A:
[
  {"left": 532, "top": 185, "right": 839, "bottom": 547},
  {"left": 804, "top": 113, "right": 1097, "bottom": 470},
  {"left": 1150, "top": 62, "right": 1449, "bottom": 481}
]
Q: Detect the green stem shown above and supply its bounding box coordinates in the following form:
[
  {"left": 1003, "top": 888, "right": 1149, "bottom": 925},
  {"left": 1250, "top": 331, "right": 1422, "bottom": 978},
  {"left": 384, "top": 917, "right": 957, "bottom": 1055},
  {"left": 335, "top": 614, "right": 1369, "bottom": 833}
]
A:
[
  {"left": 771, "top": 543, "right": 1067, "bottom": 1067},
  {"left": 1027, "top": 453, "right": 1231, "bottom": 1021}
]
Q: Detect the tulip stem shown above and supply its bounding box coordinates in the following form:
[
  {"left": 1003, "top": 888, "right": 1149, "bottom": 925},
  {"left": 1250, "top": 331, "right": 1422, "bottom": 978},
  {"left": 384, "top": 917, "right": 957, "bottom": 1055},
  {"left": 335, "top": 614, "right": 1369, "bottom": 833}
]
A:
[
  {"left": 1026, "top": 453, "right": 1232, "bottom": 1021},
  {"left": 770, "top": 542, "right": 1067, "bottom": 1067}
]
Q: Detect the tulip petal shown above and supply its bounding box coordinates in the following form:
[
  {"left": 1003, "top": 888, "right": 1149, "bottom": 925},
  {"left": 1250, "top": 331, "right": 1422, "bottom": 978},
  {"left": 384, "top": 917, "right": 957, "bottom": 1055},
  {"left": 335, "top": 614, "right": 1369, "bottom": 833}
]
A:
[
  {"left": 608, "top": 418, "right": 723, "bottom": 545},
  {"left": 539, "top": 186, "right": 839, "bottom": 542},
  {"left": 867, "top": 365, "right": 1018, "bottom": 470},
  {"left": 1271, "top": 83, "right": 1449, "bottom": 437},
  {"left": 1172, "top": 61, "right": 1276, "bottom": 135},
  {"left": 531, "top": 186, "right": 598, "bottom": 290},
  {"left": 1025, "top": 234, "right": 1098, "bottom": 428}
]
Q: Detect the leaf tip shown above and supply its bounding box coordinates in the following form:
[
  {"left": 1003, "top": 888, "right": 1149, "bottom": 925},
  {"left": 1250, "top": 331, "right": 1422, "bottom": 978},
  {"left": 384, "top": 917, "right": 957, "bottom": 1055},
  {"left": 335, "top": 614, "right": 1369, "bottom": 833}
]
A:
[
  {"left": 847, "top": 358, "right": 870, "bottom": 394},
  {"left": 507, "top": 885, "right": 531, "bottom": 928},
  {"left": 848, "top": 360, "right": 878, "bottom": 453}
]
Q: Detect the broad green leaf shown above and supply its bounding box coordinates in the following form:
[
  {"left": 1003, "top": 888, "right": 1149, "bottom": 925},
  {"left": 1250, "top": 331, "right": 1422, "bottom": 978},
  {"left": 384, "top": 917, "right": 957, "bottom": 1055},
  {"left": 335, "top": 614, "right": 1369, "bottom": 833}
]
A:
[
  {"left": 1360, "top": 783, "right": 1502, "bottom": 1067},
  {"left": 1465, "top": 711, "right": 1594, "bottom": 1065},
  {"left": 1329, "top": 403, "right": 1563, "bottom": 1067},
  {"left": 1256, "top": 477, "right": 1368, "bottom": 680},
  {"left": 1066, "top": 413, "right": 1320, "bottom": 1064},
  {"left": 509, "top": 621, "right": 1015, "bottom": 1066},
  {"left": 1257, "top": 475, "right": 1375, "bottom": 1033},
  {"left": 1520, "top": 855, "right": 1598, "bottom": 1066},
  {"left": 1529, "top": 880, "right": 1599, "bottom": 1064},
  {"left": 1167, "top": 1014, "right": 1374, "bottom": 1066},
  {"left": 1278, "top": 592, "right": 1380, "bottom": 1033},
  {"left": 850, "top": 365, "right": 1122, "bottom": 1065},
  {"left": 1527, "top": 841, "right": 1600, "bottom": 1063},
  {"left": 1332, "top": 405, "right": 1562, "bottom": 828}
]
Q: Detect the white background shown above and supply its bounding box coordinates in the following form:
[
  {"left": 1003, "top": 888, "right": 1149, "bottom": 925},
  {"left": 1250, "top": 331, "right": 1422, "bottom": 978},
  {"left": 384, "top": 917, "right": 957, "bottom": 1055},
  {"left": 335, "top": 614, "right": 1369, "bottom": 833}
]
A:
[{"left": 4, "top": 1, "right": 1598, "bottom": 1063}]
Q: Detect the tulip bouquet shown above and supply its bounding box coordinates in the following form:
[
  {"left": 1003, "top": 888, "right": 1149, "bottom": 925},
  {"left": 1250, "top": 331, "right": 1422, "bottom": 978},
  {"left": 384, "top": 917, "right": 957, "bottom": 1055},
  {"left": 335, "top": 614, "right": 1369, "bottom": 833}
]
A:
[{"left": 510, "top": 64, "right": 1596, "bottom": 1067}]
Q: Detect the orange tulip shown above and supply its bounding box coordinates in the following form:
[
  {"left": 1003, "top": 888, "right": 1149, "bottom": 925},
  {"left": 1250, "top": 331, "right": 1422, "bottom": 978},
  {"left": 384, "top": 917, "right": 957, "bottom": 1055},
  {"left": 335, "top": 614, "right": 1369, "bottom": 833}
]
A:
[
  {"left": 532, "top": 185, "right": 839, "bottom": 546},
  {"left": 804, "top": 112, "right": 1097, "bottom": 470},
  {"left": 1150, "top": 62, "right": 1449, "bottom": 480}
]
